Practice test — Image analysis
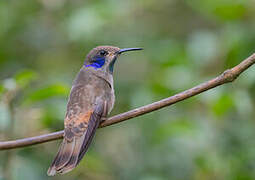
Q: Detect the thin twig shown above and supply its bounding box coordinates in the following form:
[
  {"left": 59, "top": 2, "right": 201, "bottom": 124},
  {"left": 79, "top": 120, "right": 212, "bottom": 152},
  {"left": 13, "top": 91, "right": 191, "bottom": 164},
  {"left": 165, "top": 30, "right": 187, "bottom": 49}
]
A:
[{"left": 1, "top": 53, "right": 255, "bottom": 150}]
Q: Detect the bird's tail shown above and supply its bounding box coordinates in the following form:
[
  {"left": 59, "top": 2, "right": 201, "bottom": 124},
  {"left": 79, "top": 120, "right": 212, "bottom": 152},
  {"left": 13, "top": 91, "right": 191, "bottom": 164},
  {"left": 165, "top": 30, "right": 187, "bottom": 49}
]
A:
[
  {"left": 47, "top": 135, "right": 82, "bottom": 176},
  {"left": 47, "top": 118, "right": 100, "bottom": 176}
]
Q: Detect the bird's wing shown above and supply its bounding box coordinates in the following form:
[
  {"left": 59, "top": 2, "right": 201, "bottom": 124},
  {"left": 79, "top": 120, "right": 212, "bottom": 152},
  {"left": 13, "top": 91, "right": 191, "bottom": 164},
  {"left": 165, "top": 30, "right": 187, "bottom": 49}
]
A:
[{"left": 47, "top": 85, "right": 106, "bottom": 176}]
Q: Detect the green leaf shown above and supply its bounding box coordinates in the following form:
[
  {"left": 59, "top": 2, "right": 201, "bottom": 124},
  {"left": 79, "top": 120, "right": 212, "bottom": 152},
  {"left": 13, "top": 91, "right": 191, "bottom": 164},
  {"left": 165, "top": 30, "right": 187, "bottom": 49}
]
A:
[
  {"left": 24, "top": 84, "right": 69, "bottom": 104},
  {"left": 0, "top": 84, "right": 5, "bottom": 95},
  {"left": 14, "top": 70, "right": 38, "bottom": 88}
]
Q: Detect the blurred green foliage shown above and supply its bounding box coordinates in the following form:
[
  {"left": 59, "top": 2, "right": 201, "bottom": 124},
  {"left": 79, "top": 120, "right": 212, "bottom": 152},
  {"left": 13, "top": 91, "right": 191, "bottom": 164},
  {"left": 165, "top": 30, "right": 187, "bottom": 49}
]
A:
[{"left": 0, "top": 0, "right": 255, "bottom": 179}]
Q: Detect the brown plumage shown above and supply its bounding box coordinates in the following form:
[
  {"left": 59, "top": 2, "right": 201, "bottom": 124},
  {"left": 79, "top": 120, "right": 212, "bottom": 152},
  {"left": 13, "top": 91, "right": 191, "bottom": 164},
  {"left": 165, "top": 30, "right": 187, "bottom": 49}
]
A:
[{"left": 47, "top": 46, "right": 142, "bottom": 176}]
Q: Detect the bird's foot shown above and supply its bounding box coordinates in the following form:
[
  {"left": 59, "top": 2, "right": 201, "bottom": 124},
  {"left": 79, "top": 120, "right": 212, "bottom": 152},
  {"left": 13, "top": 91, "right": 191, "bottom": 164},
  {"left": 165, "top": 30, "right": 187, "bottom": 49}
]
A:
[{"left": 101, "top": 117, "right": 107, "bottom": 122}]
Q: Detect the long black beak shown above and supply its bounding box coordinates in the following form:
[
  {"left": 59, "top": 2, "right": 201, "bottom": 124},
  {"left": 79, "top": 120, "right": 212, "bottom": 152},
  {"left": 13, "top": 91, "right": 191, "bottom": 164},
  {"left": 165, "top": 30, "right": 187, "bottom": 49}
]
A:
[{"left": 117, "top": 48, "right": 143, "bottom": 54}]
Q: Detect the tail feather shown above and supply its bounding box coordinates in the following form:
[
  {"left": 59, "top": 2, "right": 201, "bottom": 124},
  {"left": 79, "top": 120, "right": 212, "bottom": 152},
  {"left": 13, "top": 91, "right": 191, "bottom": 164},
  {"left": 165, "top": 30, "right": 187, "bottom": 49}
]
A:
[
  {"left": 57, "top": 135, "right": 85, "bottom": 174},
  {"left": 55, "top": 140, "right": 75, "bottom": 169},
  {"left": 47, "top": 134, "right": 85, "bottom": 176},
  {"left": 47, "top": 118, "right": 100, "bottom": 176}
]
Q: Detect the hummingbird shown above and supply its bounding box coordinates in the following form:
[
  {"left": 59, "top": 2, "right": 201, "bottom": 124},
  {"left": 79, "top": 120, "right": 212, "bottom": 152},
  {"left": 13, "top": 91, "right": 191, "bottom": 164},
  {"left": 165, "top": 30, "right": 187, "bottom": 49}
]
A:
[{"left": 47, "top": 46, "right": 143, "bottom": 176}]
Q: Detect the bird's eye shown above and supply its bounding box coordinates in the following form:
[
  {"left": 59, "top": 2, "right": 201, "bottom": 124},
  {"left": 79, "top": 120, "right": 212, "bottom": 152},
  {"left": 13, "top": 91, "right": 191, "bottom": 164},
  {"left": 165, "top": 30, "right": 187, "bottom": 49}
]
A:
[{"left": 99, "top": 50, "right": 108, "bottom": 56}]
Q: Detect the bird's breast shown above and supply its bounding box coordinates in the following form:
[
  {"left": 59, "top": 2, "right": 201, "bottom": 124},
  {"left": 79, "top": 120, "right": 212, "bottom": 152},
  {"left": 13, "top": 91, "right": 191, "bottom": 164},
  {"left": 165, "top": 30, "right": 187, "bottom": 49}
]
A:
[{"left": 70, "top": 68, "right": 115, "bottom": 114}]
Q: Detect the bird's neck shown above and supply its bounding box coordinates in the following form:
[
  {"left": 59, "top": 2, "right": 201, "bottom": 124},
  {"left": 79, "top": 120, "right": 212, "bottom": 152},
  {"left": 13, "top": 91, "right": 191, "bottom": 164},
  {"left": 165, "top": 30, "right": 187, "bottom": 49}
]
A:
[{"left": 81, "top": 67, "right": 113, "bottom": 87}]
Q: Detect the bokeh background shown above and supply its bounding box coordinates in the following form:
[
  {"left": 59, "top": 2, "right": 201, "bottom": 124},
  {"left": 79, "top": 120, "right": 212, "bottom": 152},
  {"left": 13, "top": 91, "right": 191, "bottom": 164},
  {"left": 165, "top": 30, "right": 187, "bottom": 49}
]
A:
[{"left": 1, "top": 0, "right": 255, "bottom": 179}]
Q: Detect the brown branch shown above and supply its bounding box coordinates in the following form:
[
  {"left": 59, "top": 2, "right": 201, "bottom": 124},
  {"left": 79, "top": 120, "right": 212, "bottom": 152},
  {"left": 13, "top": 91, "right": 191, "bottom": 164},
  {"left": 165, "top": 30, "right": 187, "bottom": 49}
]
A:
[{"left": 1, "top": 53, "right": 255, "bottom": 150}]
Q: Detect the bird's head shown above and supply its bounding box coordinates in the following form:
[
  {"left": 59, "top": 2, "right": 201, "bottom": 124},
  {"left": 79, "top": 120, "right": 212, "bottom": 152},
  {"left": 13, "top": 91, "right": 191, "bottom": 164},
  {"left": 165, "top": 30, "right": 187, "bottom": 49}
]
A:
[{"left": 84, "top": 46, "right": 143, "bottom": 74}]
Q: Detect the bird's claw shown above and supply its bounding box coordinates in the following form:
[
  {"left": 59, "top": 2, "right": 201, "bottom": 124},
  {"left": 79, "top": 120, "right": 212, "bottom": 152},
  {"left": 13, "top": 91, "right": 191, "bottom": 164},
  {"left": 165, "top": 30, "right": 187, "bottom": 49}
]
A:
[{"left": 101, "top": 117, "right": 107, "bottom": 122}]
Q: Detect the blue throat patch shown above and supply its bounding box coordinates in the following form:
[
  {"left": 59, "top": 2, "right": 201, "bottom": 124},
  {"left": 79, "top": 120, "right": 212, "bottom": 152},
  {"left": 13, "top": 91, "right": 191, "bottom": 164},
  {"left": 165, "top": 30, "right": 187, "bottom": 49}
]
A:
[{"left": 85, "top": 57, "right": 105, "bottom": 69}]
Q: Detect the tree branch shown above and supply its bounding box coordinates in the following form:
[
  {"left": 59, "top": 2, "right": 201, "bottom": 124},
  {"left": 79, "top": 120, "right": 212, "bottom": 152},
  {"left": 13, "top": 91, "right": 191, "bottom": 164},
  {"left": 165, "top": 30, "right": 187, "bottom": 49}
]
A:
[{"left": 1, "top": 53, "right": 255, "bottom": 150}]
